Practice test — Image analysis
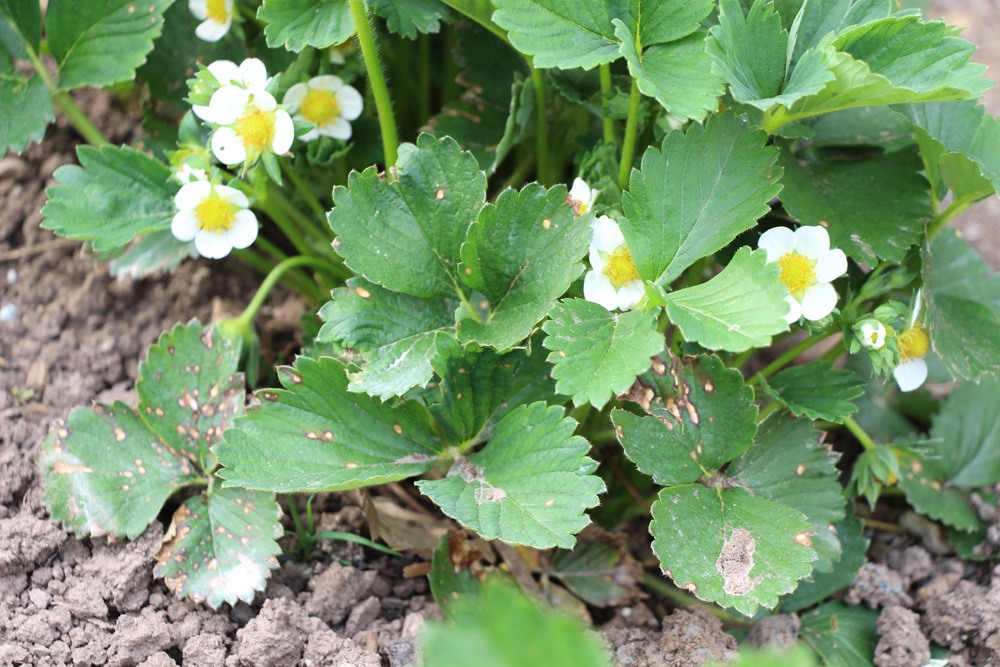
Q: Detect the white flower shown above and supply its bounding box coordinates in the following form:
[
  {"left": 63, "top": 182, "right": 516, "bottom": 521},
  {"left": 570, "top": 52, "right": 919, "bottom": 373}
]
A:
[
  {"left": 192, "top": 58, "right": 270, "bottom": 124},
  {"left": 583, "top": 216, "right": 645, "bottom": 311},
  {"left": 189, "top": 0, "right": 234, "bottom": 42},
  {"left": 568, "top": 177, "right": 598, "bottom": 216},
  {"left": 758, "top": 225, "right": 848, "bottom": 323},
  {"left": 893, "top": 294, "right": 929, "bottom": 392},
  {"left": 174, "top": 163, "right": 208, "bottom": 184},
  {"left": 857, "top": 319, "right": 887, "bottom": 350},
  {"left": 283, "top": 76, "right": 363, "bottom": 141},
  {"left": 171, "top": 181, "right": 258, "bottom": 259}
]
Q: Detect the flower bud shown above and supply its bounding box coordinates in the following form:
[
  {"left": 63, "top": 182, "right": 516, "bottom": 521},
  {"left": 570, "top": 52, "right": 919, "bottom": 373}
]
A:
[{"left": 855, "top": 319, "right": 887, "bottom": 350}]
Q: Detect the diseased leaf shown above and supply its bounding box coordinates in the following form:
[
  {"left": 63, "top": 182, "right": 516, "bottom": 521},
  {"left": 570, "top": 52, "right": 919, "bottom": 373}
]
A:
[
  {"left": 781, "top": 514, "right": 868, "bottom": 612},
  {"left": 800, "top": 602, "right": 879, "bottom": 667},
  {"left": 429, "top": 532, "right": 487, "bottom": 620},
  {"left": 371, "top": 0, "right": 448, "bottom": 38},
  {"left": 761, "top": 361, "right": 865, "bottom": 423},
  {"left": 417, "top": 402, "right": 605, "bottom": 549},
  {"left": 154, "top": 487, "right": 282, "bottom": 608},
  {"left": 258, "top": 0, "right": 354, "bottom": 52},
  {"left": 546, "top": 529, "right": 642, "bottom": 607}
]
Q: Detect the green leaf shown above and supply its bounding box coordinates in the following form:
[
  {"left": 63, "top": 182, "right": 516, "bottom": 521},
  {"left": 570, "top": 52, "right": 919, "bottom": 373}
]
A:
[
  {"left": 665, "top": 247, "right": 790, "bottom": 353},
  {"left": 0, "top": 0, "right": 42, "bottom": 56},
  {"left": 440, "top": 0, "right": 504, "bottom": 39},
  {"left": 922, "top": 229, "right": 1000, "bottom": 381},
  {"left": 777, "top": 147, "right": 931, "bottom": 264},
  {"left": 728, "top": 414, "right": 845, "bottom": 572},
  {"left": 546, "top": 531, "right": 641, "bottom": 607},
  {"left": 46, "top": 0, "right": 171, "bottom": 90},
  {"left": 799, "top": 602, "right": 878, "bottom": 667},
  {"left": 780, "top": 514, "right": 868, "bottom": 612},
  {"left": 216, "top": 357, "right": 442, "bottom": 493},
  {"left": 154, "top": 487, "right": 281, "bottom": 608},
  {"left": 107, "top": 230, "right": 197, "bottom": 279},
  {"left": 613, "top": 352, "right": 758, "bottom": 486},
  {"left": 788, "top": 0, "right": 894, "bottom": 64},
  {"left": 620, "top": 112, "right": 782, "bottom": 285},
  {"left": 39, "top": 402, "right": 204, "bottom": 539},
  {"left": 0, "top": 63, "right": 52, "bottom": 155},
  {"left": 761, "top": 361, "right": 865, "bottom": 423},
  {"left": 649, "top": 483, "right": 816, "bottom": 617},
  {"left": 421, "top": 579, "right": 610, "bottom": 667},
  {"left": 458, "top": 184, "right": 590, "bottom": 349},
  {"left": 258, "top": 0, "right": 354, "bottom": 51},
  {"left": 329, "top": 134, "right": 487, "bottom": 299},
  {"left": 41, "top": 145, "right": 179, "bottom": 252},
  {"left": 371, "top": 0, "right": 448, "bottom": 38},
  {"left": 318, "top": 278, "right": 456, "bottom": 399},
  {"left": 417, "top": 402, "right": 604, "bottom": 549},
  {"left": 429, "top": 533, "right": 486, "bottom": 620},
  {"left": 541, "top": 299, "right": 663, "bottom": 409}
]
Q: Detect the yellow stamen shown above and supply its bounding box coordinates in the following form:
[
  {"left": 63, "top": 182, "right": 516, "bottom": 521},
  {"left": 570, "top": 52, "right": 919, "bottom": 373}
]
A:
[
  {"left": 206, "top": 0, "right": 230, "bottom": 24},
  {"left": 898, "top": 326, "right": 929, "bottom": 360},
  {"left": 300, "top": 89, "right": 341, "bottom": 128},
  {"left": 777, "top": 251, "right": 817, "bottom": 296},
  {"left": 603, "top": 246, "right": 640, "bottom": 288},
  {"left": 235, "top": 109, "right": 276, "bottom": 154},
  {"left": 195, "top": 191, "right": 236, "bottom": 234}
]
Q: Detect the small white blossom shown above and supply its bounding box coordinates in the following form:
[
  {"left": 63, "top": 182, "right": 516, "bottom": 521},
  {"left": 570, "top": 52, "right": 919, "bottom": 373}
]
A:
[
  {"left": 857, "top": 319, "right": 887, "bottom": 350},
  {"left": 893, "top": 294, "right": 929, "bottom": 392},
  {"left": 189, "top": 0, "right": 234, "bottom": 42},
  {"left": 283, "top": 76, "right": 363, "bottom": 141},
  {"left": 583, "top": 216, "right": 644, "bottom": 311},
  {"left": 568, "top": 177, "right": 598, "bottom": 216},
  {"left": 174, "top": 163, "right": 208, "bottom": 184},
  {"left": 758, "top": 225, "right": 847, "bottom": 323},
  {"left": 171, "top": 181, "right": 258, "bottom": 259}
]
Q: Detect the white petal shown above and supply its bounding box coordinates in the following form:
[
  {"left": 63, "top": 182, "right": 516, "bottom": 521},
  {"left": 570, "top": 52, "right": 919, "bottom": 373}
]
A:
[
  {"left": 175, "top": 180, "right": 212, "bottom": 210},
  {"left": 191, "top": 103, "right": 213, "bottom": 121},
  {"left": 616, "top": 280, "right": 645, "bottom": 311},
  {"left": 272, "top": 110, "right": 295, "bottom": 154},
  {"left": 211, "top": 127, "right": 247, "bottom": 165},
  {"left": 251, "top": 90, "right": 277, "bottom": 112},
  {"left": 591, "top": 215, "right": 624, "bottom": 252},
  {"left": 758, "top": 226, "right": 796, "bottom": 263},
  {"left": 189, "top": 0, "right": 208, "bottom": 20},
  {"left": 195, "top": 18, "right": 229, "bottom": 42},
  {"left": 228, "top": 210, "right": 258, "bottom": 249},
  {"left": 569, "top": 177, "right": 591, "bottom": 203},
  {"left": 207, "top": 60, "right": 240, "bottom": 86},
  {"left": 195, "top": 230, "right": 234, "bottom": 259},
  {"left": 794, "top": 225, "right": 831, "bottom": 260},
  {"left": 814, "top": 248, "right": 847, "bottom": 283},
  {"left": 800, "top": 282, "right": 838, "bottom": 321},
  {"left": 894, "top": 358, "right": 928, "bottom": 392},
  {"left": 320, "top": 117, "right": 352, "bottom": 140},
  {"left": 171, "top": 210, "right": 199, "bottom": 242},
  {"left": 310, "top": 75, "right": 343, "bottom": 91},
  {"left": 782, "top": 295, "right": 801, "bottom": 324},
  {"left": 215, "top": 184, "right": 248, "bottom": 208},
  {"left": 283, "top": 83, "right": 308, "bottom": 111},
  {"left": 239, "top": 58, "right": 269, "bottom": 91},
  {"left": 299, "top": 127, "right": 320, "bottom": 142},
  {"left": 583, "top": 271, "right": 619, "bottom": 311},
  {"left": 206, "top": 85, "right": 250, "bottom": 125},
  {"left": 329, "top": 50, "right": 346, "bottom": 65},
  {"left": 336, "top": 85, "right": 364, "bottom": 120},
  {"left": 589, "top": 246, "right": 606, "bottom": 273}
]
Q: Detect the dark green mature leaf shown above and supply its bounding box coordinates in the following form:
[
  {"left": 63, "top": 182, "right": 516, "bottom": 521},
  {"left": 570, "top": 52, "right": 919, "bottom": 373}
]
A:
[
  {"left": 329, "top": 134, "right": 487, "bottom": 299},
  {"left": 788, "top": 0, "right": 896, "bottom": 64},
  {"left": 620, "top": 113, "right": 782, "bottom": 285},
  {"left": 46, "top": 0, "right": 171, "bottom": 90},
  {"left": 0, "top": 61, "right": 52, "bottom": 155},
  {"left": 649, "top": 484, "right": 816, "bottom": 616},
  {"left": 777, "top": 147, "right": 931, "bottom": 264},
  {"left": 458, "top": 183, "right": 590, "bottom": 349},
  {"left": 318, "top": 278, "right": 456, "bottom": 399},
  {"left": 440, "top": 0, "right": 503, "bottom": 39},
  {"left": 39, "top": 402, "right": 204, "bottom": 539},
  {"left": 542, "top": 300, "right": 662, "bottom": 409},
  {"left": 922, "top": 229, "right": 1000, "bottom": 381},
  {"left": 761, "top": 361, "right": 865, "bottom": 423},
  {"left": 728, "top": 414, "right": 845, "bottom": 572},
  {"left": 665, "top": 248, "right": 790, "bottom": 353},
  {"left": 258, "top": 0, "right": 354, "bottom": 51},
  {"left": 780, "top": 514, "right": 868, "bottom": 612},
  {"left": 613, "top": 352, "right": 757, "bottom": 486},
  {"left": 216, "top": 357, "right": 442, "bottom": 492},
  {"left": 547, "top": 532, "right": 640, "bottom": 607},
  {"left": 0, "top": 0, "right": 42, "bottom": 56},
  {"left": 800, "top": 602, "right": 879, "bottom": 667},
  {"left": 154, "top": 487, "right": 281, "bottom": 608},
  {"left": 42, "top": 145, "right": 179, "bottom": 252},
  {"left": 372, "top": 0, "right": 448, "bottom": 38},
  {"left": 417, "top": 402, "right": 605, "bottom": 549}
]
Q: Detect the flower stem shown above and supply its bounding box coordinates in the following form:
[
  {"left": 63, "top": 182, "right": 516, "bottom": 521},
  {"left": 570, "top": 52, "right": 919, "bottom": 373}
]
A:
[
  {"left": 236, "top": 256, "right": 340, "bottom": 328},
  {"left": 530, "top": 66, "right": 549, "bottom": 183},
  {"left": 842, "top": 415, "right": 878, "bottom": 452},
  {"left": 927, "top": 195, "right": 976, "bottom": 240},
  {"left": 617, "top": 79, "right": 642, "bottom": 190},
  {"left": 599, "top": 63, "right": 616, "bottom": 145},
  {"left": 281, "top": 162, "right": 327, "bottom": 221},
  {"left": 349, "top": 0, "right": 399, "bottom": 167},
  {"left": 232, "top": 249, "right": 318, "bottom": 301},
  {"left": 749, "top": 333, "right": 829, "bottom": 385}
]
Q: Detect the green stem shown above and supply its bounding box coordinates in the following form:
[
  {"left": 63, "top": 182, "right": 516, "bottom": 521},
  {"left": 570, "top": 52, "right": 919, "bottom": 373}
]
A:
[
  {"left": 236, "top": 256, "right": 339, "bottom": 328},
  {"left": 281, "top": 163, "right": 327, "bottom": 221},
  {"left": 530, "top": 66, "right": 549, "bottom": 183},
  {"left": 927, "top": 196, "right": 976, "bottom": 240},
  {"left": 232, "top": 249, "right": 317, "bottom": 301},
  {"left": 842, "top": 415, "right": 878, "bottom": 452},
  {"left": 22, "top": 42, "right": 108, "bottom": 147},
  {"left": 617, "top": 79, "right": 642, "bottom": 190},
  {"left": 757, "top": 400, "right": 782, "bottom": 421},
  {"left": 417, "top": 34, "right": 432, "bottom": 123},
  {"left": 599, "top": 63, "right": 616, "bottom": 145},
  {"left": 349, "top": 0, "right": 399, "bottom": 167},
  {"left": 259, "top": 200, "right": 315, "bottom": 259},
  {"left": 268, "top": 182, "right": 330, "bottom": 243},
  {"left": 749, "top": 333, "right": 829, "bottom": 385}
]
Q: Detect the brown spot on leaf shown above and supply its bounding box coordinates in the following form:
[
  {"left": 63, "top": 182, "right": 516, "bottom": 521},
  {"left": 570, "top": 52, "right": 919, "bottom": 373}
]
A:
[
  {"left": 355, "top": 286, "right": 371, "bottom": 298},
  {"left": 542, "top": 218, "right": 551, "bottom": 229},
  {"left": 52, "top": 461, "right": 95, "bottom": 474},
  {"left": 794, "top": 532, "right": 812, "bottom": 547},
  {"left": 393, "top": 424, "right": 403, "bottom": 435},
  {"left": 796, "top": 464, "right": 806, "bottom": 475},
  {"left": 716, "top": 528, "right": 763, "bottom": 596}
]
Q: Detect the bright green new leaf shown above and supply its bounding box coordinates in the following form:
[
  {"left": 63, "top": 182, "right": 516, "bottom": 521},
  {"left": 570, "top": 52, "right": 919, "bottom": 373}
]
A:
[
  {"left": 258, "top": 0, "right": 354, "bottom": 51},
  {"left": 417, "top": 402, "right": 605, "bottom": 549},
  {"left": 620, "top": 113, "right": 782, "bottom": 285},
  {"left": 649, "top": 483, "right": 816, "bottom": 617},
  {"left": 318, "top": 279, "right": 456, "bottom": 399},
  {"left": 154, "top": 487, "right": 282, "bottom": 608},
  {"left": 46, "top": 0, "right": 171, "bottom": 90},
  {"left": 613, "top": 352, "right": 757, "bottom": 486},
  {"left": 542, "top": 299, "right": 663, "bottom": 409},
  {"left": 329, "top": 134, "right": 487, "bottom": 299},
  {"left": 216, "top": 358, "right": 443, "bottom": 493},
  {"left": 665, "top": 248, "right": 790, "bottom": 353},
  {"left": 458, "top": 183, "right": 590, "bottom": 350},
  {"left": 800, "top": 602, "right": 879, "bottom": 667},
  {"left": 41, "top": 145, "right": 179, "bottom": 252},
  {"left": 922, "top": 229, "right": 1000, "bottom": 381},
  {"left": 777, "top": 147, "right": 931, "bottom": 264},
  {"left": 371, "top": 0, "right": 448, "bottom": 38},
  {"left": 780, "top": 514, "right": 868, "bottom": 612},
  {"left": 728, "top": 414, "right": 845, "bottom": 572},
  {"left": 761, "top": 361, "right": 865, "bottom": 423}
]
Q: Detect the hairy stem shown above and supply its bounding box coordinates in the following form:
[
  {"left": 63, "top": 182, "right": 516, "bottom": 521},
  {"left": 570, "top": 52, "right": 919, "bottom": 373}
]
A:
[
  {"left": 842, "top": 415, "right": 878, "bottom": 452},
  {"left": 749, "top": 333, "right": 830, "bottom": 385},
  {"left": 237, "top": 256, "right": 341, "bottom": 327},
  {"left": 599, "top": 63, "right": 616, "bottom": 145},
  {"left": 927, "top": 195, "right": 977, "bottom": 240},
  {"left": 349, "top": 0, "right": 399, "bottom": 167},
  {"left": 617, "top": 79, "right": 642, "bottom": 190},
  {"left": 530, "top": 66, "right": 550, "bottom": 183}
]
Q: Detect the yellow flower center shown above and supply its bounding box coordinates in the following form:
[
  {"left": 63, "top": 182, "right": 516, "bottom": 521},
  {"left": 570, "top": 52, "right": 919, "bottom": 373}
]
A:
[
  {"left": 195, "top": 191, "right": 236, "bottom": 234},
  {"left": 777, "top": 251, "right": 817, "bottom": 296},
  {"left": 206, "top": 0, "right": 230, "bottom": 23},
  {"left": 603, "top": 246, "right": 640, "bottom": 289},
  {"left": 235, "top": 108, "right": 276, "bottom": 154},
  {"left": 300, "top": 89, "right": 341, "bottom": 127},
  {"left": 898, "top": 326, "right": 929, "bottom": 360}
]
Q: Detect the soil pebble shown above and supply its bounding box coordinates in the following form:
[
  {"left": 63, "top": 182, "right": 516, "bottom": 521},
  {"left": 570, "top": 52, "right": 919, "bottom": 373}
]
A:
[
  {"left": 747, "top": 613, "right": 800, "bottom": 651},
  {"left": 602, "top": 606, "right": 739, "bottom": 666},
  {"left": 873, "top": 606, "right": 930, "bottom": 667}
]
